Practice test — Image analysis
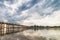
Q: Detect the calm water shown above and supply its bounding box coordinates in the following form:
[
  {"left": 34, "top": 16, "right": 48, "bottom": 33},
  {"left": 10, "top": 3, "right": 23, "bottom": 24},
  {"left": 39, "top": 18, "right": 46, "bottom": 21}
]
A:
[
  {"left": 0, "top": 28, "right": 60, "bottom": 40},
  {"left": 23, "top": 28, "right": 60, "bottom": 40}
]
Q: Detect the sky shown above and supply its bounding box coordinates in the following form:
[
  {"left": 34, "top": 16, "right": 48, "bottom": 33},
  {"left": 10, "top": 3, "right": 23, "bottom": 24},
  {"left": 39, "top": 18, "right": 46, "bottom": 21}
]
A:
[{"left": 0, "top": 0, "right": 60, "bottom": 26}]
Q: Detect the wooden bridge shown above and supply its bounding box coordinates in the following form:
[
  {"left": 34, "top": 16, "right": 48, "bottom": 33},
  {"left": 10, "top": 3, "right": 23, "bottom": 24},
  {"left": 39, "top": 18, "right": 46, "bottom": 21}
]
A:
[{"left": 0, "top": 22, "right": 31, "bottom": 36}]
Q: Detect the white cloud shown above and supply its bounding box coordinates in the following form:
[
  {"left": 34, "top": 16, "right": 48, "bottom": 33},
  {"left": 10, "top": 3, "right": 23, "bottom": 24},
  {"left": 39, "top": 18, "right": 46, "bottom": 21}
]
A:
[
  {"left": 20, "top": 0, "right": 60, "bottom": 26},
  {"left": 21, "top": 10, "right": 29, "bottom": 16},
  {"left": 4, "top": 0, "right": 31, "bottom": 10},
  {"left": 3, "top": 0, "right": 33, "bottom": 16},
  {"left": 21, "top": 12, "right": 42, "bottom": 26},
  {"left": 42, "top": 7, "right": 53, "bottom": 14},
  {"left": 0, "top": 0, "right": 60, "bottom": 26},
  {"left": 40, "top": 10, "right": 60, "bottom": 26},
  {"left": 21, "top": 10, "right": 60, "bottom": 26}
]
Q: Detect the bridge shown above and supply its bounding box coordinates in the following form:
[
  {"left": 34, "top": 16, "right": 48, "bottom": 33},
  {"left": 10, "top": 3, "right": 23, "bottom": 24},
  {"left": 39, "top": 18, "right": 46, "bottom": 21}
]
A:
[
  {"left": 0, "top": 22, "right": 59, "bottom": 36},
  {"left": 0, "top": 22, "right": 31, "bottom": 36}
]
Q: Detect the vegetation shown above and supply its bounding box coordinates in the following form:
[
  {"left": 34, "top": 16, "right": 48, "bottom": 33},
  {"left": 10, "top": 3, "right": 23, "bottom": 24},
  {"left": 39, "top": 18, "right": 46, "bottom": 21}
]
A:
[{"left": 30, "top": 25, "right": 60, "bottom": 30}]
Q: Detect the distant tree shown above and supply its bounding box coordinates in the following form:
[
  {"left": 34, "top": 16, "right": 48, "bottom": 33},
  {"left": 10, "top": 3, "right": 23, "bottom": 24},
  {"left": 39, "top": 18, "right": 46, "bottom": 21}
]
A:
[{"left": 34, "top": 25, "right": 37, "bottom": 30}]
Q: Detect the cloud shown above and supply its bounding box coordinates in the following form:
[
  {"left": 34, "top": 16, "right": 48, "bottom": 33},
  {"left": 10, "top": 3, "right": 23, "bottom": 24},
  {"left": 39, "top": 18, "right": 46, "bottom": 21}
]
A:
[
  {"left": 20, "top": 0, "right": 60, "bottom": 26},
  {"left": 22, "top": 10, "right": 60, "bottom": 26},
  {"left": 40, "top": 10, "right": 60, "bottom": 26},
  {"left": 0, "top": 0, "right": 60, "bottom": 26}
]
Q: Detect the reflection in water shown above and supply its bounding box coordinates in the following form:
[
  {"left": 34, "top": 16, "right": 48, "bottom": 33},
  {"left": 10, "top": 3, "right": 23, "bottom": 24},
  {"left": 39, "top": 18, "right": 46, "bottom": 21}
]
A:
[
  {"left": 0, "top": 29, "right": 60, "bottom": 40},
  {"left": 23, "top": 29, "right": 60, "bottom": 40}
]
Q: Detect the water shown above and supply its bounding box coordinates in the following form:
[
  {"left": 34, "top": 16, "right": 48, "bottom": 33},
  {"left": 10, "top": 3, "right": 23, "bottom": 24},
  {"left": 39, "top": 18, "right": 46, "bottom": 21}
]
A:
[
  {"left": 0, "top": 28, "right": 60, "bottom": 40},
  {"left": 23, "top": 29, "right": 60, "bottom": 40}
]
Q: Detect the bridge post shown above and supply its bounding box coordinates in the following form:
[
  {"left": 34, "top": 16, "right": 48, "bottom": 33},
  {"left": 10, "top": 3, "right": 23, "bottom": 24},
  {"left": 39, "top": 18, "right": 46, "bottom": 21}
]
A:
[{"left": 3, "top": 24, "right": 7, "bottom": 34}]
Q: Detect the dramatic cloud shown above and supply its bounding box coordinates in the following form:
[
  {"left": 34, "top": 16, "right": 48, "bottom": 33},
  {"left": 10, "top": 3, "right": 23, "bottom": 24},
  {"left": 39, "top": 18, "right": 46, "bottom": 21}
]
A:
[{"left": 0, "top": 0, "right": 60, "bottom": 26}]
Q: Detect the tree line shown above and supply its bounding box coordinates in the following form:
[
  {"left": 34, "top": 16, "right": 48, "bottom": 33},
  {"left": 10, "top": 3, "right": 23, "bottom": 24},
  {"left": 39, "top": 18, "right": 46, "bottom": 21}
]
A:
[{"left": 30, "top": 25, "right": 60, "bottom": 30}]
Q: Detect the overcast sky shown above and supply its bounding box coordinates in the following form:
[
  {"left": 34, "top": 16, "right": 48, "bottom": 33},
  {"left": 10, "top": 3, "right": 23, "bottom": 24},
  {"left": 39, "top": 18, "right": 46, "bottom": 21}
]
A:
[{"left": 0, "top": 0, "right": 60, "bottom": 26}]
